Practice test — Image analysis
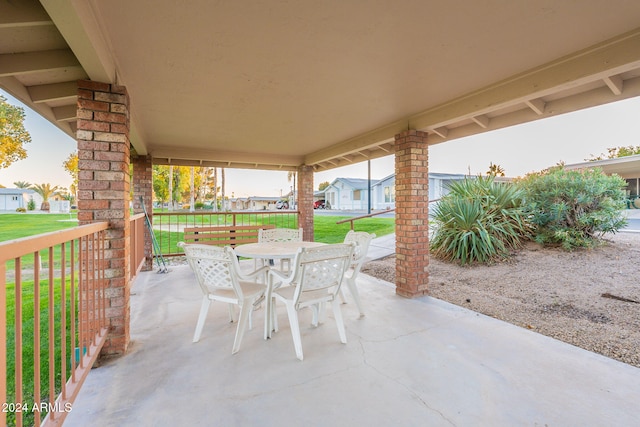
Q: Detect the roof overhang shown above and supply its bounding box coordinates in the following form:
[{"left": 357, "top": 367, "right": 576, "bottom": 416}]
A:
[{"left": 2, "top": 1, "right": 640, "bottom": 172}]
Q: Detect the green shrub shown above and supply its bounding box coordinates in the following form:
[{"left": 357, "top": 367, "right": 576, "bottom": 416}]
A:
[
  {"left": 27, "top": 197, "right": 36, "bottom": 210},
  {"left": 194, "top": 202, "right": 205, "bottom": 209},
  {"left": 519, "top": 166, "right": 627, "bottom": 250},
  {"left": 430, "top": 176, "right": 531, "bottom": 265},
  {"left": 16, "top": 207, "right": 26, "bottom": 213}
]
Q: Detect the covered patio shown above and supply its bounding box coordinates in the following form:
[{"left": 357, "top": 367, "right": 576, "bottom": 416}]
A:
[
  {"left": 3, "top": 1, "right": 640, "bottom": 424},
  {"left": 64, "top": 261, "right": 640, "bottom": 426}
]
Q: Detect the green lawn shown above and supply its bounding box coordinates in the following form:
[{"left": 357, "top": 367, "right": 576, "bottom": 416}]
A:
[{"left": 0, "top": 213, "right": 79, "bottom": 243}]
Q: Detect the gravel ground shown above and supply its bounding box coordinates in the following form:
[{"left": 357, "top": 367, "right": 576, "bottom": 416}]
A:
[{"left": 361, "top": 232, "right": 640, "bottom": 368}]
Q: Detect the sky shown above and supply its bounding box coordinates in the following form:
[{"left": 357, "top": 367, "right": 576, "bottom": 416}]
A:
[{"left": 2, "top": 88, "right": 640, "bottom": 197}]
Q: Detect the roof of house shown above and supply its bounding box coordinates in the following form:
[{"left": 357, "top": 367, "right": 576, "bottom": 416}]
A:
[
  {"left": 564, "top": 154, "right": 640, "bottom": 178},
  {"left": 329, "top": 177, "right": 379, "bottom": 190},
  {"left": 0, "top": 188, "right": 35, "bottom": 195}
]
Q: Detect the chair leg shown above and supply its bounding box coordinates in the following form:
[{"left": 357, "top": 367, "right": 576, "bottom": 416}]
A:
[
  {"left": 193, "top": 297, "right": 211, "bottom": 343},
  {"left": 345, "top": 276, "right": 365, "bottom": 318},
  {"left": 332, "top": 299, "right": 347, "bottom": 344},
  {"left": 227, "top": 303, "right": 236, "bottom": 323},
  {"left": 284, "top": 302, "right": 304, "bottom": 360},
  {"left": 264, "top": 295, "right": 279, "bottom": 339},
  {"left": 232, "top": 301, "right": 252, "bottom": 354}
]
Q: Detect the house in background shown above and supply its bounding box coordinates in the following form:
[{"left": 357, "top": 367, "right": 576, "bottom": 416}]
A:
[
  {"left": 329, "top": 173, "right": 473, "bottom": 211},
  {"left": 564, "top": 154, "right": 640, "bottom": 207},
  {"left": 0, "top": 188, "right": 42, "bottom": 211},
  {"left": 323, "top": 177, "right": 378, "bottom": 210}
]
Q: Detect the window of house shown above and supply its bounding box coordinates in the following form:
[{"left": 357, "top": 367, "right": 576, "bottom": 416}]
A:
[
  {"left": 384, "top": 186, "right": 395, "bottom": 203},
  {"left": 353, "top": 190, "right": 361, "bottom": 200},
  {"left": 12, "top": 196, "right": 19, "bottom": 201}
]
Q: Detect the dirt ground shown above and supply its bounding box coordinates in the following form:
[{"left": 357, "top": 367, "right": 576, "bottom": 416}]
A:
[{"left": 361, "top": 232, "right": 640, "bottom": 368}]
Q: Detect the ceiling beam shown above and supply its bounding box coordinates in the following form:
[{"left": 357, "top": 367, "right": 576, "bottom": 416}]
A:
[
  {"left": 432, "top": 127, "right": 449, "bottom": 138},
  {"left": 525, "top": 98, "right": 546, "bottom": 115},
  {"left": 28, "top": 81, "right": 78, "bottom": 103},
  {"left": 0, "top": 50, "right": 80, "bottom": 77},
  {"left": 0, "top": 1, "right": 52, "bottom": 28},
  {"left": 603, "top": 75, "right": 624, "bottom": 95},
  {"left": 52, "top": 105, "right": 77, "bottom": 122},
  {"left": 471, "top": 115, "right": 490, "bottom": 128},
  {"left": 304, "top": 119, "right": 405, "bottom": 166},
  {"left": 151, "top": 146, "right": 303, "bottom": 168}
]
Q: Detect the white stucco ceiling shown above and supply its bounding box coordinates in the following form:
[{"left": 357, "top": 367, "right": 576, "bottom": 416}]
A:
[{"left": 2, "top": 0, "right": 640, "bottom": 171}]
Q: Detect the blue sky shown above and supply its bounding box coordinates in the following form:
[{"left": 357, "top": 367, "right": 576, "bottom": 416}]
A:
[{"left": 2, "top": 89, "right": 640, "bottom": 196}]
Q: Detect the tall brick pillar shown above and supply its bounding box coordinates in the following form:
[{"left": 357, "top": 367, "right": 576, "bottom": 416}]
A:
[
  {"left": 394, "top": 130, "right": 430, "bottom": 298},
  {"left": 298, "top": 165, "right": 314, "bottom": 241},
  {"left": 77, "top": 80, "right": 131, "bottom": 355},
  {"left": 132, "top": 155, "right": 153, "bottom": 271}
]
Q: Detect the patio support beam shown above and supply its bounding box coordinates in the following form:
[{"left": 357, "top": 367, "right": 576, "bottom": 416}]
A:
[
  {"left": 394, "top": 130, "right": 430, "bottom": 298},
  {"left": 298, "top": 165, "right": 314, "bottom": 242},
  {"left": 132, "top": 155, "right": 154, "bottom": 271},
  {"left": 77, "top": 80, "right": 131, "bottom": 356}
]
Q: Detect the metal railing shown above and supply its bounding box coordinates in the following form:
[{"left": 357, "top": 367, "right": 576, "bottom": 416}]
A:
[
  {"left": 336, "top": 208, "right": 396, "bottom": 230},
  {"left": 153, "top": 210, "right": 299, "bottom": 257},
  {"left": 0, "top": 222, "right": 109, "bottom": 427}
]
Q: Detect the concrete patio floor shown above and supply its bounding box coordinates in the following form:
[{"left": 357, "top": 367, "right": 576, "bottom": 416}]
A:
[{"left": 64, "top": 262, "right": 640, "bottom": 426}]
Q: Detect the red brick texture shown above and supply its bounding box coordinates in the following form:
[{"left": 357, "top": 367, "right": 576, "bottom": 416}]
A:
[
  {"left": 394, "top": 130, "right": 430, "bottom": 298},
  {"left": 77, "top": 80, "right": 131, "bottom": 356},
  {"left": 298, "top": 166, "right": 315, "bottom": 241},
  {"left": 132, "top": 155, "right": 154, "bottom": 271}
]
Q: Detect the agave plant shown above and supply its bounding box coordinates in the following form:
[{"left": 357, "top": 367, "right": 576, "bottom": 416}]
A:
[{"left": 430, "top": 175, "right": 531, "bottom": 265}]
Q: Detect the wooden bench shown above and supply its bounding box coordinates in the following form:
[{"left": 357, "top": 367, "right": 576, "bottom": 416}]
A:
[{"left": 182, "top": 224, "right": 275, "bottom": 248}]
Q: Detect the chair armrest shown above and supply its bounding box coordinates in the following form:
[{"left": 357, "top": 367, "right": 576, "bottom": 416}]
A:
[
  {"left": 238, "top": 265, "right": 270, "bottom": 283},
  {"left": 268, "top": 268, "right": 294, "bottom": 290}
]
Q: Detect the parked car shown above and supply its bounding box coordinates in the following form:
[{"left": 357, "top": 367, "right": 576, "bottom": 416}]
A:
[
  {"left": 276, "top": 200, "right": 289, "bottom": 209},
  {"left": 314, "top": 199, "right": 326, "bottom": 209}
]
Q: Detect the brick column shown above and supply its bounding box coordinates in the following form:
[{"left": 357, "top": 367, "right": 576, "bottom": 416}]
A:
[
  {"left": 77, "top": 80, "right": 130, "bottom": 355},
  {"left": 394, "top": 130, "right": 430, "bottom": 298},
  {"left": 132, "top": 155, "right": 153, "bottom": 271},
  {"left": 297, "top": 165, "right": 314, "bottom": 241}
]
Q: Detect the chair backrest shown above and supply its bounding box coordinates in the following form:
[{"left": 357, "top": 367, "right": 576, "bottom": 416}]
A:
[
  {"left": 258, "top": 227, "right": 303, "bottom": 243},
  {"left": 289, "top": 243, "right": 354, "bottom": 305},
  {"left": 343, "top": 230, "right": 376, "bottom": 266},
  {"left": 178, "top": 242, "right": 244, "bottom": 298}
]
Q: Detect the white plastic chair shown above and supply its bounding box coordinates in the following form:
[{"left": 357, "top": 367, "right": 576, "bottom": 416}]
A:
[
  {"left": 267, "top": 243, "right": 354, "bottom": 360},
  {"left": 258, "top": 227, "right": 303, "bottom": 271},
  {"left": 178, "top": 242, "right": 269, "bottom": 354},
  {"left": 341, "top": 230, "right": 376, "bottom": 317}
]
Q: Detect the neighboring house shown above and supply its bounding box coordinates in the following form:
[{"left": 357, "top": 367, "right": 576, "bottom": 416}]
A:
[
  {"left": 238, "top": 196, "right": 281, "bottom": 210},
  {"left": 564, "top": 154, "right": 640, "bottom": 204},
  {"left": 0, "top": 188, "right": 42, "bottom": 211},
  {"left": 371, "top": 173, "right": 396, "bottom": 210},
  {"left": 329, "top": 173, "right": 472, "bottom": 211},
  {"left": 324, "top": 178, "right": 379, "bottom": 210}
]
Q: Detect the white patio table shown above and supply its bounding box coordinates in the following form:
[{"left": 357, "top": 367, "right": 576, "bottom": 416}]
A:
[{"left": 234, "top": 241, "right": 326, "bottom": 339}]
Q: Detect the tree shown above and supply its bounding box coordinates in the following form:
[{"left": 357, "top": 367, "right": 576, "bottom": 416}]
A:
[
  {"left": 0, "top": 95, "right": 32, "bottom": 169},
  {"left": 30, "top": 183, "right": 60, "bottom": 211},
  {"left": 520, "top": 166, "right": 627, "bottom": 249},
  {"left": 318, "top": 181, "right": 330, "bottom": 191},
  {"left": 62, "top": 153, "right": 79, "bottom": 202},
  {"left": 486, "top": 162, "right": 505, "bottom": 177},
  {"left": 587, "top": 145, "right": 640, "bottom": 161},
  {"left": 13, "top": 181, "right": 31, "bottom": 188}
]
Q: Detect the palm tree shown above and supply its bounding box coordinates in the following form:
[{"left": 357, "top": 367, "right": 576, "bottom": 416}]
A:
[
  {"left": 30, "top": 183, "right": 60, "bottom": 211},
  {"left": 486, "top": 162, "right": 506, "bottom": 177},
  {"left": 13, "top": 180, "right": 31, "bottom": 188}
]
